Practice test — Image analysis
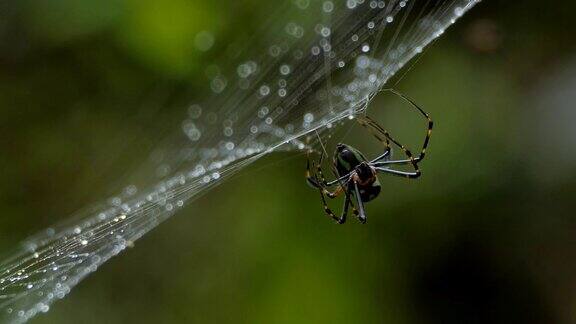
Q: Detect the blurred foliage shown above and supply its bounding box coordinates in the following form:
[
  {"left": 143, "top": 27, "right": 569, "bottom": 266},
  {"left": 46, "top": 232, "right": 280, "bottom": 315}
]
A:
[{"left": 1, "top": 0, "right": 576, "bottom": 323}]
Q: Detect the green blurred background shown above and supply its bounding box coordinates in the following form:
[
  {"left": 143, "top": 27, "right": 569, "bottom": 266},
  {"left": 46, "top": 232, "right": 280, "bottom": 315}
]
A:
[{"left": 2, "top": 0, "right": 576, "bottom": 323}]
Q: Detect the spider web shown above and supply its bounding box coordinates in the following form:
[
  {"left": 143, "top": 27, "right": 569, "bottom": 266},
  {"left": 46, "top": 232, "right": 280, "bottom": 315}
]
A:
[{"left": 0, "top": 0, "right": 479, "bottom": 322}]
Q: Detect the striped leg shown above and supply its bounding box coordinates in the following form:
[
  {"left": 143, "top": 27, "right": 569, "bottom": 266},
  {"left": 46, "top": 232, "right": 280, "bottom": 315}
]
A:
[
  {"left": 359, "top": 116, "right": 392, "bottom": 163},
  {"left": 381, "top": 88, "right": 433, "bottom": 162},
  {"left": 316, "top": 174, "right": 351, "bottom": 224},
  {"left": 358, "top": 115, "right": 420, "bottom": 179},
  {"left": 352, "top": 181, "right": 367, "bottom": 224},
  {"left": 375, "top": 167, "right": 420, "bottom": 178},
  {"left": 306, "top": 155, "right": 348, "bottom": 199}
]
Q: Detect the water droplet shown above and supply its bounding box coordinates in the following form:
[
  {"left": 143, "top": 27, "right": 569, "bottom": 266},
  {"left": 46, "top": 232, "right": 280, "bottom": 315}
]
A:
[
  {"left": 210, "top": 76, "right": 227, "bottom": 93},
  {"left": 224, "top": 127, "right": 233, "bottom": 137},
  {"left": 188, "top": 105, "right": 202, "bottom": 119},
  {"left": 454, "top": 6, "right": 464, "bottom": 17},
  {"left": 295, "top": 0, "right": 309, "bottom": 9},
  {"left": 280, "top": 64, "right": 291, "bottom": 75},
  {"left": 259, "top": 85, "right": 270, "bottom": 96},
  {"left": 194, "top": 31, "right": 215, "bottom": 51}
]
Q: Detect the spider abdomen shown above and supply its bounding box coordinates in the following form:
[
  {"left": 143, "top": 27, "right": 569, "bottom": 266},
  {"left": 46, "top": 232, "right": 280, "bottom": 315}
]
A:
[
  {"left": 358, "top": 180, "right": 381, "bottom": 202},
  {"left": 333, "top": 143, "right": 368, "bottom": 175},
  {"left": 335, "top": 144, "right": 382, "bottom": 202}
]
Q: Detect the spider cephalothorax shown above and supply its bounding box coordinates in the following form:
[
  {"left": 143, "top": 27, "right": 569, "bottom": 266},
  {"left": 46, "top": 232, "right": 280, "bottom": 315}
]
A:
[{"left": 306, "top": 89, "right": 433, "bottom": 224}]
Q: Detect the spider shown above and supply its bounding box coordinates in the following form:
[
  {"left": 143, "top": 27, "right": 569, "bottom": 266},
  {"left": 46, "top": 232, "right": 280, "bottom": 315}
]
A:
[{"left": 305, "top": 89, "right": 433, "bottom": 224}]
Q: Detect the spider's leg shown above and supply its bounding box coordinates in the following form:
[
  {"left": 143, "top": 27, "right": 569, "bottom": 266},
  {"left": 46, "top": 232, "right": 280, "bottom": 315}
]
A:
[
  {"left": 318, "top": 159, "right": 353, "bottom": 189},
  {"left": 346, "top": 185, "right": 361, "bottom": 221},
  {"left": 374, "top": 166, "right": 420, "bottom": 178},
  {"left": 310, "top": 161, "right": 347, "bottom": 199},
  {"left": 306, "top": 152, "right": 338, "bottom": 188},
  {"left": 315, "top": 153, "right": 334, "bottom": 187},
  {"left": 381, "top": 88, "right": 433, "bottom": 162},
  {"left": 358, "top": 115, "right": 421, "bottom": 178},
  {"left": 371, "top": 147, "right": 392, "bottom": 163},
  {"left": 306, "top": 156, "right": 322, "bottom": 188},
  {"left": 317, "top": 153, "right": 354, "bottom": 190},
  {"left": 372, "top": 156, "right": 421, "bottom": 167},
  {"left": 338, "top": 193, "right": 352, "bottom": 224},
  {"left": 324, "top": 185, "right": 345, "bottom": 199},
  {"left": 357, "top": 117, "right": 392, "bottom": 163},
  {"left": 307, "top": 150, "right": 348, "bottom": 188},
  {"left": 316, "top": 176, "right": 351, "bottom": 224},
  {"left": 325, "top": 174, "right": 352, "bottom": 186},
  {"left": 352, "top": 181, "right": 367, "bottom": 224}
]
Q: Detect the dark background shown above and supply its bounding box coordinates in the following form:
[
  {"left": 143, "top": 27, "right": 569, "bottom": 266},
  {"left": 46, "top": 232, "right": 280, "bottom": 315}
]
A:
[{"left": 1, "top": 0, "right": 576, "bottom": 323}]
